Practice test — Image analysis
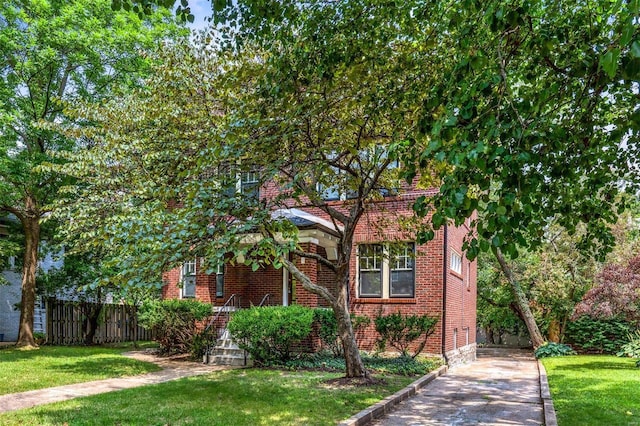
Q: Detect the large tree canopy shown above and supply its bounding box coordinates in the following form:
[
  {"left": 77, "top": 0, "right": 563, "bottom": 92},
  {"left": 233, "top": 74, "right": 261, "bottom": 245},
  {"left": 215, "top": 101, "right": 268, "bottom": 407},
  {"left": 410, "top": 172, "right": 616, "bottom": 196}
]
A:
[
  {"left": 53, "top": 27, "right": 434, "bottom": 377},
  {"left": 0, "top": 0, "right": 185, "bottom": 347},
  {"left": 106, "top": 0, "right": 638, "bottom": 349}
]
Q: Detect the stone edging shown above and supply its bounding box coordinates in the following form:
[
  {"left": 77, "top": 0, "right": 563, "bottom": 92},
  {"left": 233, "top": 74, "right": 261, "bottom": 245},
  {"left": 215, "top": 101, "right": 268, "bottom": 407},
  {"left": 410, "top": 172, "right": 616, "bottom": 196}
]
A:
[
  {"left": 537, "top": 360, "right": 558, "bottom": 426},
  {"left": 337, "top": 365, "right": 448, "bottom": 426}
]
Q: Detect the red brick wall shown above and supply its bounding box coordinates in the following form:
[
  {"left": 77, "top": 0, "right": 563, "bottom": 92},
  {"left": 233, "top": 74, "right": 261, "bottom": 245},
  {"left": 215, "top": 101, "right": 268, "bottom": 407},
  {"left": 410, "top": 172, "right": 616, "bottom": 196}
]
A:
[{"left": 443, "top": 217, "right": 477, "bottom": 353}]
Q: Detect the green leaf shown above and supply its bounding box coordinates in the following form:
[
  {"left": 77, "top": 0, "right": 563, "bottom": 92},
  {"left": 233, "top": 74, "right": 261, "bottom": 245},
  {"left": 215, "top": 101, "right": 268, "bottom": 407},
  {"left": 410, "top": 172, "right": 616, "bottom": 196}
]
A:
[
  {"left": 631, "top": 41, "right": 640, "bottom": 59},
  {"left": 600, "top": 49, "right": 621, "bottom": 78}
]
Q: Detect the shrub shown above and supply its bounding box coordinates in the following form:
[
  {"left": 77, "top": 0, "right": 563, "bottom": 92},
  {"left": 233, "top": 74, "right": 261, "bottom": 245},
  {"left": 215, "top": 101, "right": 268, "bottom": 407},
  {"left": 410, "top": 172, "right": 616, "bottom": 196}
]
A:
[
  {"left": 227, "top": 305, "right": 314, "bottom": 364},
  {"left": 277, "top": 352, "right": 443, "bottom": 376},
  {"left": 566, "top": 316, "right": 633, "bottom": 354},
  {"left": 374, "top": 312, "right": 438, "bottom": 358},
  {"left": 313, "top": 308, "right": 370, "bottom": 357},
  {"left": 617, "top": 330, "right": 640, "bottom": 367},
  {"left": 534, "top": 342, "right": 577, "bottom": 359},
  {"left": 138, "top": 299, "right": 212, "bottom": 355},
  {"left": 573, "top": 255, "right": 640, "bottom": 323}
]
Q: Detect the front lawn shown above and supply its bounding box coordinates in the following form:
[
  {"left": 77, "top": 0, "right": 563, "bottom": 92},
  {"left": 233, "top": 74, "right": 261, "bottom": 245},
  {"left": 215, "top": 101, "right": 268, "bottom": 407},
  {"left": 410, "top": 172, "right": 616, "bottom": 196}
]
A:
[
  {"left": 0, "top": 369, "right": 415, "bottom": 425},
  {"left": 0, "top": 343, "right": 161, "bottom": 395},
  {"left": 542, "top": 355, "right": 640, "bottom": 426}
]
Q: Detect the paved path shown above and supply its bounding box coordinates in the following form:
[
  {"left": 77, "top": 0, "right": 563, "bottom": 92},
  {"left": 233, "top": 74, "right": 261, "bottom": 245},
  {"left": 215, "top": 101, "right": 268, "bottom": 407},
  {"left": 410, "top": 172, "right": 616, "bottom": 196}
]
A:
[
  {"left": 371, "top": 348, "right": 545, "bottom": 425},
  {"left": 0, "top": 351, "right": 229, "bottom": 413}
]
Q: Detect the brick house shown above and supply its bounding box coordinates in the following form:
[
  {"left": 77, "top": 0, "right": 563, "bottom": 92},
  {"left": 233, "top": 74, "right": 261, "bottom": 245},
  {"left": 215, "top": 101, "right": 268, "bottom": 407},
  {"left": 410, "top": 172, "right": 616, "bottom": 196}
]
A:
[{"left": 162, "top": 170, "right": 477, "bottom": 365}]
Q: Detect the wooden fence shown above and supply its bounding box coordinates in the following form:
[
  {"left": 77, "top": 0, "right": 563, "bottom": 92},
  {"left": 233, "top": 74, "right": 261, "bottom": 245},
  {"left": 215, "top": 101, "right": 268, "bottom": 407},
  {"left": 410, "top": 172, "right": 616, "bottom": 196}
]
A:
[{"left": 46, "top": 298, "right": 153, "bottom": 345}]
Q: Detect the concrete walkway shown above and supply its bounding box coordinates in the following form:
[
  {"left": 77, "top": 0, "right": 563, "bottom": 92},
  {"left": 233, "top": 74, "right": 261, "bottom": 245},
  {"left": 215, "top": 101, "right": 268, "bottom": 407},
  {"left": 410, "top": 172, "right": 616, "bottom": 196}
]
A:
[
  {"left": 0, "top": 351, "right": 229, "bottom": 413},
  {"left": 370, "top": 348, "right": 550, "bottom": 426}
]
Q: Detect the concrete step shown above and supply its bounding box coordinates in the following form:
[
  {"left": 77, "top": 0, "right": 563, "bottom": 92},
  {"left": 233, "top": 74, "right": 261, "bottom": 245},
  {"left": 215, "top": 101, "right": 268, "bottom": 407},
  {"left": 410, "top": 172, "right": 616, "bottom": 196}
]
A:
[
  {"left": 211, "top": 354, "right": 253, "bottom": 367},
  {"left": 212, "top": 347, "right": 245, "bottom": 357},
  {"left": 216, "top": 338, "right": 240, "bottom": 349}
]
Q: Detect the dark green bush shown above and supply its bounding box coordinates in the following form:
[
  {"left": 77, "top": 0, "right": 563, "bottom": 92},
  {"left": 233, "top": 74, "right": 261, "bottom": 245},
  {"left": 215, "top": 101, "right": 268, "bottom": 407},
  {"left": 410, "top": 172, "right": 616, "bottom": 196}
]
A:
[
  {"left": 277, "top": 352, "right": 442, "bottom": 376},
  {"left": 374, "top": 312, "right": 438, "bottom": 358},
  {"left": 535, "top": 342, "right": 577, "bottom": 359},
  {"left": 566, "top": 316, "right": 633, "bottom": 354},
  {"left": 227, "top": 305, "right": 315, "bottom": 364},
  {"left": 138, "top": 299, "right": 212, "bottom": 355},
  {"left": 313, "top": 308, "right": 370, "bottom": 357}
]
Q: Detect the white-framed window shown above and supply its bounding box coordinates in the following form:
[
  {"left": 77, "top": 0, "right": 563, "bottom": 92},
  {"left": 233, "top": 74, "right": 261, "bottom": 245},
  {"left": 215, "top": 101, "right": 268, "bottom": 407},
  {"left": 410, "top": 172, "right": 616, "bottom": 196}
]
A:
[
  {"left": 181, "top": 260, "right": 196, "bottom": 299},
  {"left": 215, "top": 264, "right": 225, "bottom": 298},
  {"left": 240, "top": 169, "right": 260, "bottom": 198},
  {"left": 451, "top": 250, "right": 462, "bottom": 275},
  {"left": 358, "top": 244, "right": 383, "bottom": 297},
  {"left": 358, "top": 242, "right": 415, "bottom": 298},
  {"left": 390, "top": 243, "right": 415, "bottom": 297},
  {"left": 220, "top": 164, "right": 261, "bottom": 199},
  {"left": 317, "top": 147, "right": 400, "bottom": 201}
]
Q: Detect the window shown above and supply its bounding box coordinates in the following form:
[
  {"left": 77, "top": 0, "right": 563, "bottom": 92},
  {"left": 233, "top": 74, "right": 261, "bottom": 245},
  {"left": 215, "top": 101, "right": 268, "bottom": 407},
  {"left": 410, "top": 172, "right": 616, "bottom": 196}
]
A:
[
  {"left": 219, "top": 164, "right": 261, "bottom": 199},
  {"left": 317, "top": 147, "right": 400, "bottom": 201},
  {"left": 358, "top": 244, "right": 383, "bottom": 297},
  {"left": 358, "top": 243, "right": 415, "bottom": 298},
  {"left": 390, "top": 244, "right": 415, "bottom": 297},
  {"left": 451, "top": 250, "right": 462, "bottom": 275},
  {"left": 181, "top": 260, "right": 196, "bottom": 298},
  {"left": 240, "top": 169, "right": 260, "bottom": 198},
  {"left": 216, "top": 264, "right": 225, "bottom": 298}
]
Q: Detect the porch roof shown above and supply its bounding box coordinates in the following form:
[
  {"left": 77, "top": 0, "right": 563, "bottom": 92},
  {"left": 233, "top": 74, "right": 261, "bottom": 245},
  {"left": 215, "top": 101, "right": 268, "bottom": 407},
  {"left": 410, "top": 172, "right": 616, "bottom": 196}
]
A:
[
  {"left": 271, "top": 208, "right": 343, "bottom": 237},
  {"left": 240, "top": 208, "right": 342, "bottom": 260}
]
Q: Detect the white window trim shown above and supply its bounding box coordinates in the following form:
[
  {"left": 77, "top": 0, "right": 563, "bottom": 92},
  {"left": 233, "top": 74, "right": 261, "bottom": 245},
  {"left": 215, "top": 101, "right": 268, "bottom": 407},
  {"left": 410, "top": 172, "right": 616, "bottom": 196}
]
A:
[
  {"left": 180, "top": 259, "right": 197, "bottom": 299},
  {"left": 215, "top": 263, "right": 225, "bottom": 298},
  {"left": 357, "top": 243, "right": 415, "bottom": 298},
  {"left": 450, "top": 250, "right": 462, "bottom": 275},
  {"left": 220, "top": 164, "right": 260, "bottom": 196}
]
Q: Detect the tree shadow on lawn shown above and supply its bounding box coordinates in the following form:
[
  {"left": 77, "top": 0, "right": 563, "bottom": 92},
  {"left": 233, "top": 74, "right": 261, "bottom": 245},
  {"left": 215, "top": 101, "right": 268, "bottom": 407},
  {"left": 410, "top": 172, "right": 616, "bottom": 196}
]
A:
[
  {"left": 549, "top": 358, "right": 640, "bottom": 372},
  {"left": 0, "top": 371, "right": 393, "bottom": 426},
  {"left": 48, "top": 355, "right": 160, "bottom": 377}
]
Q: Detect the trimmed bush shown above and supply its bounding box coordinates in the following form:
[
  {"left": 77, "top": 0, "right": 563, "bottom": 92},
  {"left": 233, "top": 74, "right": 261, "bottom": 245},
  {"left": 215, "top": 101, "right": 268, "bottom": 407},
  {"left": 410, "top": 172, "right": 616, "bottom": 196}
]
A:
[
  {"left": 313, "top": 308, "right": 370, "bottom": 357},
  {"left": 566, "top": 316, "right": 633, "bottom": 354},
  {"left": 374, "top": 312, "right": 438, "bottom": 358},
  {"left": 138, "top": 299, "right": 212, "bottom": 355},
  {"left": 227, "top": 305, "right": 315, "bottom": 364},
  {"left": 535, "top": 342, "right": 576, "bottom": 359}
]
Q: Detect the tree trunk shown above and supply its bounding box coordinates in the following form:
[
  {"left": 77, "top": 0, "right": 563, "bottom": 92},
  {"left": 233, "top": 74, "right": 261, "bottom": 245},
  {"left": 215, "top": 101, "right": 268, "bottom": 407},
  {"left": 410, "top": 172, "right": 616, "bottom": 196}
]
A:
[
  {"left": 547, "top": 318, "right": 560, "bottom": 343},
  {"left": 494, "top": 249, "right": 546, "bottom": 348},
  {"left": 82, "top": 302, "right": 102, "bottom": 345},
  {"left": 333, "top": 274, "right": 369, "bottom": 379},
  {"left": 281, "top": 256, "right": 369, "bottom": 378},
  {"left": 16, "top": 214, "right": 40, "bottom": 348}
]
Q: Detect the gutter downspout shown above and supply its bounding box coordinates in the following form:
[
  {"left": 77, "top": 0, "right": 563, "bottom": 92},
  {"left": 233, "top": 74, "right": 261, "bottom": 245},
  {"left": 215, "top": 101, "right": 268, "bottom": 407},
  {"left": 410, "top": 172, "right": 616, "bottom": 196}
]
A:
[{"left": 442, "top": 224, "right": 448, "bottom": 364}]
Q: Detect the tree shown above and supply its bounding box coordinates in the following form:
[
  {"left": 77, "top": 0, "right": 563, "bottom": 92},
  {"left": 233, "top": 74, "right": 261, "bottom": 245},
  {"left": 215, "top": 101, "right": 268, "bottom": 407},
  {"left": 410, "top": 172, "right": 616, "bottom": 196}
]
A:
[
  {"left": 574, "top": 255, "right": 640, "bottom": 325},
  {"left": 403, "top": 0, "right": 640, "bottom": 347},
  {"left": 53, "top": 23, "right": 436, "bottom": 377},
  {"left": 478, "top": 225, "right": 598, "bottom": 344},
  {"left": 114, "top": 0, "right": 640, "bottom": 349},
  {"left": 0, "top": 0, "right": 185, "bottom": 347}
]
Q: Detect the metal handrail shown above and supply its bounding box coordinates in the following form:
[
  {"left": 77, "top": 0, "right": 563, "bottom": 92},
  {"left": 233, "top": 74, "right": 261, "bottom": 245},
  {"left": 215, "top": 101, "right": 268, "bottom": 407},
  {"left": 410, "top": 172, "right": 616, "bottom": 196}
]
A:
[{"left": 258, "top": 293, "right": 272, "bottom": 307}]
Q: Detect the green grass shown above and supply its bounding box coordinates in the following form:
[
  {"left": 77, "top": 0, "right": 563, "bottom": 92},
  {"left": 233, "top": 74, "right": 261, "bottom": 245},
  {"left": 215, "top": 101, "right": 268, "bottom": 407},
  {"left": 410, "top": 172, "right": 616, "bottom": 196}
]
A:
[
  {"left": 542, "top": 355, "right": 640, "bottom": 426},
  {"left": 0, "top": 343, "right": 161, "bottom": 395},
  {"left": 0, "top": 369, "right": 415, "bottom": 425}
]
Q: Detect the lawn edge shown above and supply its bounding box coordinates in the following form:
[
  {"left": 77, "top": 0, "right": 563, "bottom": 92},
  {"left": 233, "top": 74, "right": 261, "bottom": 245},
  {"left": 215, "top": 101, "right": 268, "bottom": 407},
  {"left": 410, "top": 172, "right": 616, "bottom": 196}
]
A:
[
  {"left": 538, "top": 360, "right": 558, "bottom": 426},
  {"left": 337, "top": 365, "right": 448, "bottom": 426}
]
